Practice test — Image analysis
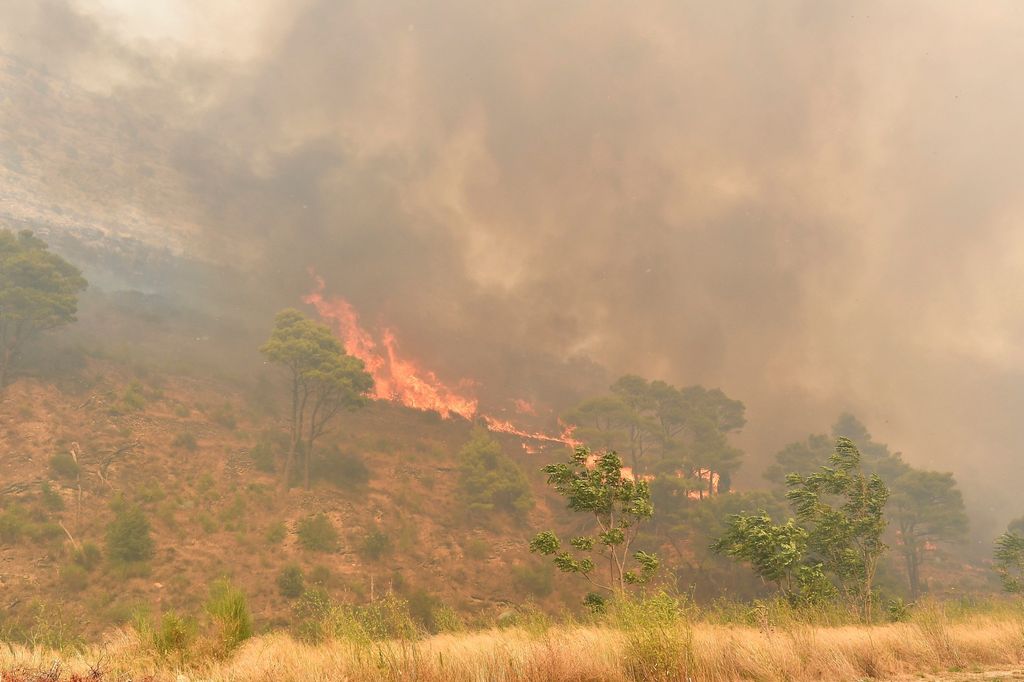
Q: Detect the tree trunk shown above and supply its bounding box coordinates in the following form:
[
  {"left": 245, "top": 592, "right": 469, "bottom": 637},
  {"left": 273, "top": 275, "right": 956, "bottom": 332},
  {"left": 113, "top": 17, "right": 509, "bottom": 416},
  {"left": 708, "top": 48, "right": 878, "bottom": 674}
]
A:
[{"left": 906, "top": 544, "right": 921, "bottom": 600}]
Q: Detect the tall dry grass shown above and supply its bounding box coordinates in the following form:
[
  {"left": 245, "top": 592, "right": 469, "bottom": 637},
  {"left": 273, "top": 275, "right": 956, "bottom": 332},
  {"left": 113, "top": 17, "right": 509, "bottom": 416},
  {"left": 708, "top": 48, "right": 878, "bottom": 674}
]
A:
[{"left": 3, "top": 607, "right": 1024, "bottom": 681}]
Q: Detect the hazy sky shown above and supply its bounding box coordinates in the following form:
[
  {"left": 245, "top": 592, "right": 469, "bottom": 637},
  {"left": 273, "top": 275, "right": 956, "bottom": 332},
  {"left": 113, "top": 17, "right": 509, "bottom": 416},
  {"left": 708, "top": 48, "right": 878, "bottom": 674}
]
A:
[{"left": 3, "top": 0, "right": 1024, "bottom": 531}]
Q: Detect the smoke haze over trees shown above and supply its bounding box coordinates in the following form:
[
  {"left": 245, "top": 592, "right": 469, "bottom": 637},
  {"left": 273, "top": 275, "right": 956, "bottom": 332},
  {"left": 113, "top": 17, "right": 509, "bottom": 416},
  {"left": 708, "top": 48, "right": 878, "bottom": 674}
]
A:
[{"left": 3, "top": 0, "right": 1024, "bottom": 532}]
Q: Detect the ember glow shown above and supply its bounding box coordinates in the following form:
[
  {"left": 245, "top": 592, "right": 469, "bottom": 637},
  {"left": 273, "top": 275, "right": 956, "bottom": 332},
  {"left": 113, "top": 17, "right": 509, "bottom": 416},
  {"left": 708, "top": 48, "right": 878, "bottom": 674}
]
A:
[{"left": 304, "top": 275, "right": 579, "bottom": 448}]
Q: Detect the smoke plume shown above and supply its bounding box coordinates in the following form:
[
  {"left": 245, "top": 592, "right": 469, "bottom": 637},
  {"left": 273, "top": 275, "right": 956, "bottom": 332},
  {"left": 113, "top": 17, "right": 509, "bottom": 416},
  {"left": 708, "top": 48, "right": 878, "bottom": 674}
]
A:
[{"left": 3, "top": 0, "right": 1024, "bottom": 532}]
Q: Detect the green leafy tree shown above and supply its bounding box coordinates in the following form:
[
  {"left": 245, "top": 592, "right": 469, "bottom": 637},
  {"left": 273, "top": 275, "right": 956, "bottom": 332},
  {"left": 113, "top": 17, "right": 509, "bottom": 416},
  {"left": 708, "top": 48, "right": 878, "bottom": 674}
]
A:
[
  {"left": 530, "top": 446, "right": 659, "bottom": 597},
  {"left": 260, "top": 309, "right": 373, "bottom": 490},
  {"left": 712, "top": 512, "right": 834, "bottom": 605},
  {"left": 106, "top": 501, "right": 155, "bottom": 565},
  {"left": 0, "top": 229, "right": 87, "bottom": 387},
  {"left": 994, "top": 518, "right": 1024, "bottom": 594},
  {"left": 786, "top": 437, "right": 889, "bottom": 621},
  {"left": 457, "top": 428, "right": 532, "bottom": 516},
  {"left": 564, "top": 376, "right": 745, "bottom": 492},
  {"left": 888, "top": 469, "right": 968, "bottom": 598}
]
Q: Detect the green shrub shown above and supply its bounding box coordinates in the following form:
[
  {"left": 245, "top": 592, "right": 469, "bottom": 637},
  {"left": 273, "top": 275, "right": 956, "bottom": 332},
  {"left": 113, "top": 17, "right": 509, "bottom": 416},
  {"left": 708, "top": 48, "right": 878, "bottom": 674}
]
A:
[
  {"left": 614, "top": 592, "right": 692, "bottom": 682},
  {"left": 308, "top": 564, "right": 333, "bottom": 586},
  {"left": 172, "top": 432, "right": 198, "bottom": 451},
  {"left": 121, "top": 382, "right": 147, "bottom": 411},
  {"left": 332, "top": 595, "right": 418, "bottom": 643},
  {"left": 359, "top": 529, "right": 392, "bottom": 562},
  {"left": 106, "top": 501, "right": 154, "bottom": 565},
  {"left": 407, "top": 589, "right": 440, "bottom": 633},
  {"left": 73, "top": 542, "right": 102, "bottom": 571},
  {"left": 49, "top": 452, "right": 80, "bottom": 480},
  {"left": 512, "top": 561, "right": 554, "bottom": 598},
  {"left": 277, "top": 565, "right": 305, "bottom": 599},
  {"left": 464, "top": 537, "right": 490, "bottom": 561},
  {"left": 457, "top": 428, "right": 532, "bottom": 517},
  {"left": 432, "top": 604, "right": 464, "bottom": 633},
  {"left": 134, "top": 610, "right": 197, "bottom": 660},
  {"left": 39, "top": 482, "right": 65, "bottom": 511},
  {"left": 211, "top": 403, "right": 237, "bottom": 430},
  {"left": 59, "top": 563, "right": 89, "bottom": 592},
  {"left": 313, "top": 446, "right": 370, "bottom": 489},
  {"left": 265, "top": 521, "right": 287, "bottom": 545},
  {"left": 205, "top": 579, "right": 252, "bottom": 654},
  {"left": 250, "top": 433, "right": 286, "bottom": 474},
  {"left": 297, "top": 514, "right": 339, "bottom": 552},
  {"left": 0, "top": 506, "right": 29, "bottom": 544}
]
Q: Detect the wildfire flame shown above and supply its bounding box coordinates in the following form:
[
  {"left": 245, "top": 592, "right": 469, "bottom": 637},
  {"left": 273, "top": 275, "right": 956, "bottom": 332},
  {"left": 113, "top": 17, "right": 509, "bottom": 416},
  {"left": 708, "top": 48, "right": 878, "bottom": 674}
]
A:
[
  {"left": 304, "top": 275, "right": 478, "bottom": 420},
  {"left": 303, "top": 274, "right": 579, "bottom": 448}
]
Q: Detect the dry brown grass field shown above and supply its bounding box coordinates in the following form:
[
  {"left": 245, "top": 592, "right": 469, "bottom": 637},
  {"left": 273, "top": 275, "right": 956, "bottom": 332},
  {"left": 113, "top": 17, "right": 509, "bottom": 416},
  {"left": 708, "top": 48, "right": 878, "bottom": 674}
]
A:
[{"left": 4, "top": 607, "right": 1024, "bottom": 682}]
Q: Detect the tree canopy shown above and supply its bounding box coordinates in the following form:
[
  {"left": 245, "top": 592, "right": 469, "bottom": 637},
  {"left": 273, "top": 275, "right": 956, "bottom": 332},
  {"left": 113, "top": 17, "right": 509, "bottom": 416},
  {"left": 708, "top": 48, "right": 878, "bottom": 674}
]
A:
[
  {"left": 530, "top": 446, "right": 659, "bottom": 602},
  {"left": 260, "top": 309, "right": 373, "bottom": 490},
  {"left": 563, "top": 375, "right": 745, "bottom": 493},
  {"left": 0, "top": 229, "right": 87, "bottom": 387}
]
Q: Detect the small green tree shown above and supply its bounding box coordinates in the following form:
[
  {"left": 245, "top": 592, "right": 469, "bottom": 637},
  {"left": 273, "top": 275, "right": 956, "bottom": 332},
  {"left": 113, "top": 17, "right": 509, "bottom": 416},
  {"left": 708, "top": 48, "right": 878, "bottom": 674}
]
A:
[
  {"left": 0, "top": 229, "right": 87, "bottom": 387},
  {"left": 530, "top": 446, "right": 659, "bottom": 598},
  {"left": 205, "top": 578, "right": 252, "bottom": 654},
  {"left": 260, "top": 309, "right": 372, "bottom": 491},
  {"left": 994, "top": 521, "right": 1024, "bottom": 594},
  {"left": 106, "top": 501, "right": 155, "bottom": 565},
  {"left": 786, "top": 437, "right": 889, "bottom": 620},
  {"left": 457, "top": 428, "right": 532, "bottom": 516},
  {"left": 711, "top": 512, "right": 833, "bottom": 605},
  {"left": 277, "top": 565, "right": 305, "bottom": 598},
  {"left": 297, "top": 513, "right": 339, "bottom": 552},
  {"left": 889, "top": 469, "right": 968, "bottom": 598}
]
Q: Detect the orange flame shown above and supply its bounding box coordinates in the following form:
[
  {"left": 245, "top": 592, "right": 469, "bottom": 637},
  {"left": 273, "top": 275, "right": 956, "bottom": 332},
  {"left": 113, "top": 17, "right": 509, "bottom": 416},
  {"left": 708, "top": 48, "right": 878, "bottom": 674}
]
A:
[
  {"left": 304, "top": 275, "right": 478, "bottom": 420},
  {"left": 482, "top": 416, "right": 581, "bottom": 449},
  {"left": 303, "top": 274, "right": 578, "bottom": 449}
]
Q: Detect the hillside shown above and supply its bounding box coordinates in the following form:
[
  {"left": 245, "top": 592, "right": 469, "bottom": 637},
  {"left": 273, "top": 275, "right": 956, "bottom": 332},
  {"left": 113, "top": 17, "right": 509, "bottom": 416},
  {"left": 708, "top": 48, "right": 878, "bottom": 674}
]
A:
[{"left": 0, "top": 358, "right": 583, "bottom": 640}]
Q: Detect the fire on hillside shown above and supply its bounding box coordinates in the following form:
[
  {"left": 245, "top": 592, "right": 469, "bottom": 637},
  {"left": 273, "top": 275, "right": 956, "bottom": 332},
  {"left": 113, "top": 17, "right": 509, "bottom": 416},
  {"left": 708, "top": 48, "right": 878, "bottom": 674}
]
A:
[{"left": 303, "top": 274, "right": 580, "bottom": 450}]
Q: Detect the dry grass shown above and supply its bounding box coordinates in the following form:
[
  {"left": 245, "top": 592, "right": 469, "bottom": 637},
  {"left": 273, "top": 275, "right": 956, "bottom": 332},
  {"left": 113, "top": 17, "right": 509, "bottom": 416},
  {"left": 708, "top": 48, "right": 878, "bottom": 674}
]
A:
[{"left": 3, "top": 612, "right": 1024, "bottom": 682}]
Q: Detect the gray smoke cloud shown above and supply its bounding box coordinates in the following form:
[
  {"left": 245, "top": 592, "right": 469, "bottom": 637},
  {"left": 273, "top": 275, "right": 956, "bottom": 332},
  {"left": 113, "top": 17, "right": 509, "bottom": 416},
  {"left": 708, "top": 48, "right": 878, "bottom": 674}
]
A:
[{"left": 3, "top": 0, "right": 1024, "bottom": 534}]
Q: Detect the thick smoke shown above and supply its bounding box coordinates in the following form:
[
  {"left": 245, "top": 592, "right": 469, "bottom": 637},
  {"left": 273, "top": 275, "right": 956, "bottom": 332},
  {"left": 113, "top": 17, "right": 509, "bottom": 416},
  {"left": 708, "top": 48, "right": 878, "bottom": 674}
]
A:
[{"left": 3, "top": 0, "right": 1024, "bottom": 532}]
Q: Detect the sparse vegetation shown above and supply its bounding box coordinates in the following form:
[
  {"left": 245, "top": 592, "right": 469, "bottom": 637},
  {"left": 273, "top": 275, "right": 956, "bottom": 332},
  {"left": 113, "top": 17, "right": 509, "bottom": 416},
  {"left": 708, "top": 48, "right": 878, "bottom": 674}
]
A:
[
  {"left": 277, "top": 565, "right": 305, "bottom": 598},
  {"left": 105, "top": 499, "right": 155, "bottom": 566},
  {"left": 457, "top": 428, "right": 532, "bottom": 517},
  {"left": 48, "top": 451, "right": 80, "bottom": 479},
  {"left": 296, "top": 513, "right": 339, "bottom": 552}
]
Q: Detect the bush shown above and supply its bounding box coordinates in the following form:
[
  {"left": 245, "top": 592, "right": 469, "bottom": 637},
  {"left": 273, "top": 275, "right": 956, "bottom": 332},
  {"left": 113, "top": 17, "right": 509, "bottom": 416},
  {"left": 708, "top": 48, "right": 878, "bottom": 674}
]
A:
[
  {"left": 73, "top": 542, "right": 102, "bottom": 571},
  {"left": 277, "top": 565, "right": 305, "bottom": 599},
  {"left": 172, "top": 432, "right": 198, "bottom": 451},
  {"left": 59, "top": 563, "right": 89, "bottom": 592},
  {"left": 359, "top": 529, "right": 392, "bottom": 562},
  {"left": 308, "top": 564, "right": 333, "bottom": 586},
  {"left": 464, "top": 537, "right": 490, "bottom": 561},
  {"left": 49, "top": 452, "right": 80, "bottom": 480},
  {"left": 134, "top": 610, "right": 197, "bottom": 660},
  {"left": 121, "top": 382, "right": 147, "bottom": 411},
  {"left": 0, "top": 506, "right": 29, "bottom": 544},
  {"left": 40, "top": 482, "right": 65, "bottom": 511},
  {"left": 513, "top": 561, "right": 554, "bottom": 598},
  {"left": 265, "top": 522, "right": 287, "bottom": 545},
  {"left": 313, "top": 446, "right": 371, "bottom": 489},
  {"left": 297, "top": 514, "right": 339, "bottom": 552},
  {"left": 457, "top": 428, "right": 532, "bottom": 517},
  {"left": 250, "top": 432, "right": 287, "bottom": 474},
  {"left": 614, "top": 592, "right": 692, "bottom": 682},
  {"left": 106, "top": 501, "right": 155, "bottom": 565},
  {"left": 205, "top": 578, "right": 252, "bottom": 654},
  {"left": 211, "top": 403, "right": 237, "bottom": 430}
]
